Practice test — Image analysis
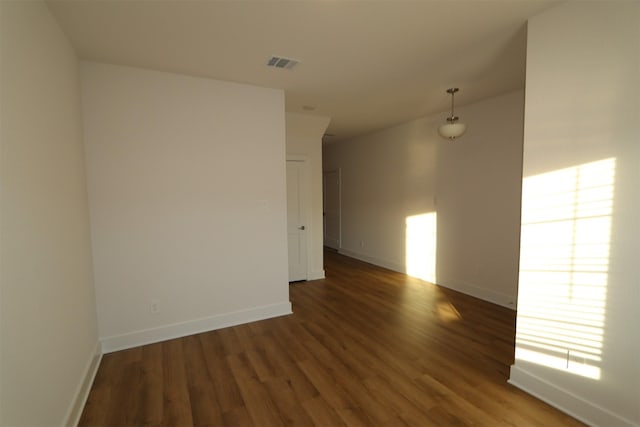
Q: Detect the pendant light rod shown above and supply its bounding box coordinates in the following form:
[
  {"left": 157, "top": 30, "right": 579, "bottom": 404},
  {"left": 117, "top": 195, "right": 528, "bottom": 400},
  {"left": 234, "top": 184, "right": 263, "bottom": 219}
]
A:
[{"left": 446, "top": 87, "right": 459, "bottom": 122}]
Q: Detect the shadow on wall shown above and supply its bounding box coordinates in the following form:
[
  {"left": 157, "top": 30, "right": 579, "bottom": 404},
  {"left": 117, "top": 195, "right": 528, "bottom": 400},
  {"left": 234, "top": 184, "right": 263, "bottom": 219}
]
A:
[{"left": 516, "top": 158, "right": 616, "bottom": 380}]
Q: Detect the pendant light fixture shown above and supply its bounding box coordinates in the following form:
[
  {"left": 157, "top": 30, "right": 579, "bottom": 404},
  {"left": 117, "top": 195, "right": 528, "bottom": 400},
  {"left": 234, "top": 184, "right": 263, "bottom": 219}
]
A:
[{"left": 438, "top": 87, "right": 467, "bottom": 140}]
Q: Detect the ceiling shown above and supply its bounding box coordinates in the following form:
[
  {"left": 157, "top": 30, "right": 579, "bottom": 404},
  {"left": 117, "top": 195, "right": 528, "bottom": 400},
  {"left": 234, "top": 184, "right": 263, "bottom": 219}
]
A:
[{"left": 46, "top": 0, "right": 559, "bottom": 143}]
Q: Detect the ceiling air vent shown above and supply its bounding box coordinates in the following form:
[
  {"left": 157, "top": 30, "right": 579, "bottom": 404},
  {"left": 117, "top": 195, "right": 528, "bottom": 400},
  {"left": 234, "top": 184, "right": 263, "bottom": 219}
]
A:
[{"left": 266, "top": 55, "right": 300, "bottom": 70}]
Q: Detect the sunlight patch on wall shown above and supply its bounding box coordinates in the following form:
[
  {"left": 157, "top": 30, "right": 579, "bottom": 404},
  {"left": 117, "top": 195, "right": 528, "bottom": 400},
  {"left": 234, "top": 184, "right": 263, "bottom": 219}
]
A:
[
  {"left": 516, "top": 158, "right": 615, "bottom": 380},
  {"left": 405, "top": 212, "right": 437, "bottom": 284}
]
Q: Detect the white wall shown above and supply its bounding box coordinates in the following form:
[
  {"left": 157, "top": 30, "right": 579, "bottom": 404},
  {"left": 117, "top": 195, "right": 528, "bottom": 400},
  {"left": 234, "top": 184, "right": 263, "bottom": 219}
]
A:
[
  {"left": 323, "top": 90, "right": 524, "bottom": 308},
  {"left": 0, "top": 2, "right": 100, "bottom": 425},
  {"left": 322, "top": 114, "right": 437, "bottom": 271},
  {"left": 509, "top": 2, "right": 640, "bottom": 426},
  {"left": 81, "top": 62, "right": 291, "bottom": 352},
  {"left": 285, "top": 112, "right": 331, "bottom": 280},
  {"left": 436, "top": 92, "right": 524, "bottom": 307}
]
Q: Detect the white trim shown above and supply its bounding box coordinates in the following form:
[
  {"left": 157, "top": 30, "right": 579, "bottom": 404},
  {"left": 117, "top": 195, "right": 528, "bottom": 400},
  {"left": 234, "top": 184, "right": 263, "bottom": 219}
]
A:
[
  {"left": 338, "top": 249, "right": 516, "bottom": 310},
  {"left": 322, "top": 168, "right": 341, "bottom": 250},
  {"left": 308, "top": 269, "right": 326, "bottom": 280},
  {"left": 63, "top": 341, "right": 102, "bottom": 427},
  {"left": 287, "top": 156, "right": 312, "bottom": 281},
  {"left": 509, "top": 365, "right": 638, "bottom": 427},
  {"left": 436, "top": 278, "right": 516, "bottom": 309},
  {"left": 101, "top": 301, "right": 292, "bottom": 353},
  {"left": 338, "top": 249, "right": 405, "bottom": 274}
]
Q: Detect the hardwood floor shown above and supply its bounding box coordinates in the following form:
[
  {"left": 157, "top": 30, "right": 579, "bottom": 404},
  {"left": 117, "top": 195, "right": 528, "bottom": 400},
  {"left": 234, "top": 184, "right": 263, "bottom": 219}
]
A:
[{"left": 79, "top": 251, "right": 583, "bottom": 426}]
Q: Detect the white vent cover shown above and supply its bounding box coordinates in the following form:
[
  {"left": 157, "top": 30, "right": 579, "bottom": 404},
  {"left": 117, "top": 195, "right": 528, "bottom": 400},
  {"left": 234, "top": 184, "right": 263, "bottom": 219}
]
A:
[{"left": 266, "top": 55, "right": 300, "bottom": 70}]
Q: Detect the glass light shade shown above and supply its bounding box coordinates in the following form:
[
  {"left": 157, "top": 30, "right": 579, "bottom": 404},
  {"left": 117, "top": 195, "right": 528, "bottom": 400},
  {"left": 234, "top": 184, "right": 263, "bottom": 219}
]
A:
[{"left": 438, "top": 122, "right": 467, "bottom": 140}]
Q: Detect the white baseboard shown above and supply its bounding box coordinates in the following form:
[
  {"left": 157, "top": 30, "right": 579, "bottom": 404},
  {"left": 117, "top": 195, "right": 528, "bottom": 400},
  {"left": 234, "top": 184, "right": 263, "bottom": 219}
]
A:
[
  {"left": 308, "top": 269, "right": 325, "bottom": 280},
  {"left": 63, "top": 340, "right": 102, "bottom": 427},
  {"left": 436, "top": 278, "right": 516, "bottom": 309},
  {"left": 338, "top": 248, "right": 405, "bottom": 274},
  {"left": 338, "top": 249, "right": 516, "bottom": 310},
  {"left": 101, "top": 301, "right": 292, "bottom": 353},
  {"left": 509, "top": 365, "right": 638, "bottom": 427}
]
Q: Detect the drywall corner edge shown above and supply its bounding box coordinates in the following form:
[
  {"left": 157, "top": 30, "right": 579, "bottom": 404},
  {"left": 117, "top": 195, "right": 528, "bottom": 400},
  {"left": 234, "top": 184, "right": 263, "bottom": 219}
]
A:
[{"left": 63, "top": 341, "right": 103, "bottom": 427}]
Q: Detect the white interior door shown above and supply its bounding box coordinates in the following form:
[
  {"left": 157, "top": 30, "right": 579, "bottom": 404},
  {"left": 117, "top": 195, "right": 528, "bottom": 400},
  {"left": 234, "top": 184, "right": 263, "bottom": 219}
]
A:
[
  {"left": 323, "top": 170, "right": 341, "bottom": 249},
  {"left": 287, "top": 160, "right": 307, "bottom": 282}
]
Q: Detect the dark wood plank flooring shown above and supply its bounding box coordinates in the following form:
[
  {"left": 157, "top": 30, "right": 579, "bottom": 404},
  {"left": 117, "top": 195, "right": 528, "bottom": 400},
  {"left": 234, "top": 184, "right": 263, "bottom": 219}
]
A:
[{"left": 79, "top": 250, "right": 583, "bottom": 426}]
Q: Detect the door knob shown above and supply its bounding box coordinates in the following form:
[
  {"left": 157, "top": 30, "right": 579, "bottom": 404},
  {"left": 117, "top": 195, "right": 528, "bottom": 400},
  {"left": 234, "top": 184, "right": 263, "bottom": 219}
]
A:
[{"left": 298, "top": 225, "right": 305, "bottom": 230}]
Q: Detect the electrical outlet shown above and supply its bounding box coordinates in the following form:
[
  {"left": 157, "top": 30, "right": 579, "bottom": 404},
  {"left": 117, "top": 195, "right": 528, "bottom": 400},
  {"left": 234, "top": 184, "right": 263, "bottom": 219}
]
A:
[{"left": 150, "top": 299, "right": 160, "bottom": 314}]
